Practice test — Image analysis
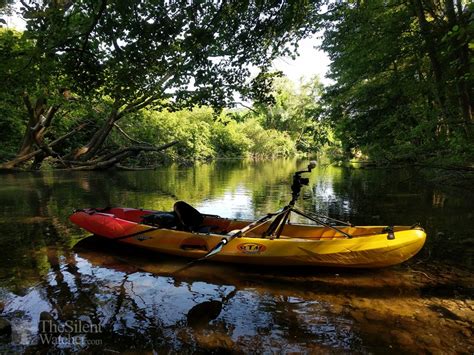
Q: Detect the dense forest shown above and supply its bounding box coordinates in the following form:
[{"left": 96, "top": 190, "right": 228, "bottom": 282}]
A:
[
  {"left": 322, "top": 0, "right": 473, "bottom": 165},
  {"left": 0, "top": 0, "right": 472, "bottom": 171}
]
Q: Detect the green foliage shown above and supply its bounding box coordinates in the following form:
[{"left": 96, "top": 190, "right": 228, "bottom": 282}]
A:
[
  {"left": 240, "top": 119, "right": 297, "bottom": 158},
  {"left": 0, "top": 28, "right": 309, "bottom": 164},
  {"left": 0, "top": 0, "right": 322, "bottom": 168},
  {"left": 0, "top": 66, "right": 325, "bottom": 165},
  {"left": 0, "top": 27, "right": 99, "bottom": 161},
  {"left": 0, "top": 0, "right": 14, "bottom": 27},
  {"left": 245, "top": 70, "right": 284, "bottom": 106},
  {"left": 253, "top": 76, "right": 329, "bottom": 154},
  {"left": 0, "top": 29, "right": 31, "bottom": 158},
  {"left": 321, "top": 0, "right": 474, "bottom": 164},
  {"left": 123, "top": 108, "right": 215, "bottom": 162},
  {"left": 22, "top": 0, "right": 320, "bottom": 110},
  {"left": 211, "top": 121, "right": 251, "bottom": 158},
  {"left": 119, "top": 107, "right": 298, "bottom": 164}
]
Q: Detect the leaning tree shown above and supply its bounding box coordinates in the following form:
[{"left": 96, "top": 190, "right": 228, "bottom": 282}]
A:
[{"left": 1, "top": 0, "right": 320, "bottom": 170}]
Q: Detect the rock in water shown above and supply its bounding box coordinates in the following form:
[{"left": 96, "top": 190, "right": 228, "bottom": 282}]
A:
[
  {"left": 0, "top": 318, "right": 12, "bottom": 336},
  {"left": 38, "top": 312, "right": 57, "bottom": 333},
  {"left": 187, "top": 300, "right": 223, "bottom": 328}
]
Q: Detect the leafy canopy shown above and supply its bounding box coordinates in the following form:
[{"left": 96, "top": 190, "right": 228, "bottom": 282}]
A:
[
  {"left": 22, "top": 0, "right": 321, "bottom": 110},
  {"left": 320, "top": 0, "right": 474, "bottom": 162}
]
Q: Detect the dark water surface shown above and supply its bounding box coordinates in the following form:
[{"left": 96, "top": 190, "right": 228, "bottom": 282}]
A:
[{"left": 0, "top": 159, "right": 472, "bottom": 353}]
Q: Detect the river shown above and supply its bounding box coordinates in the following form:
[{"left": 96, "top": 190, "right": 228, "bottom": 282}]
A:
[{"left": 0, "top": 159, "right": 472, "bottom": 353}]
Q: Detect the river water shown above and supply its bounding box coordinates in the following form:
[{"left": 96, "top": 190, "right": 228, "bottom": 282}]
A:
[{"left": 0, "top": 159, "right": 472, "bottom": 353}]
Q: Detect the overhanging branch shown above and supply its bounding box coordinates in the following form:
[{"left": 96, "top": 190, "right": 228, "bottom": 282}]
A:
[{"left": 113, "top": 123, "right": 151, "bottom": 146}]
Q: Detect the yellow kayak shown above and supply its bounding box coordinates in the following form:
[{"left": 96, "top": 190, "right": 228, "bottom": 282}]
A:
[
  {"left": 69, "top": 163, "right": 426, "bottom": 268},
  {"left": 69, "top": 206, "right": 426, "bottom": 268}
]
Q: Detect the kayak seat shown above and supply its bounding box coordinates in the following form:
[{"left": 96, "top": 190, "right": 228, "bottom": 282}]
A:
[
  {"left": 173, "top": 201, "right": 222, "bottom": 234},
  {"left": 174, "top": 201, "right": 206, "bottom": 232}
]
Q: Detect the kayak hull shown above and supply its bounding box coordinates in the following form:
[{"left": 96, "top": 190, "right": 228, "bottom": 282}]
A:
[{"left": 70, "top": 208, "right": 426, "bottom": 268}]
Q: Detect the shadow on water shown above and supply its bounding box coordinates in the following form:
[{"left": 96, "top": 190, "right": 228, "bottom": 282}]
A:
[{"left": 0, "top": 159, "right": 473, "bottom": 352}]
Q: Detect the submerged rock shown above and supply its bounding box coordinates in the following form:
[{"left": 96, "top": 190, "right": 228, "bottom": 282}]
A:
[
  {"left": 419, "top": 333, "right": 441, "bottom": 347},
  {"left": 195, "top": 331, "right": 235, "bottom": 350},
  {"left": 460, "top": 328, "right": 472, "bottom": 338},
  {"left": 38, "top": 312, "right": 57, "bottom": 333},
  {"left": 187, "top": 300, "right": 222, "bottom": 328},
  {"left": 0, "top": 317, "right": 12, "bottom": 336},
  {"left": 350, "top": 310, "right": 365, "bottom": 323},
  {"left": 390, "top": 329, "right": 414, "bottom": 347},
  {"left": 365, "top": 311, "right": 385, "bottom": 321}
]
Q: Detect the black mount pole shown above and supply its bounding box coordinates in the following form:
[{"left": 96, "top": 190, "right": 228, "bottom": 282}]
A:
[
  {"left": 264, "top": 161, "right": 353, "bottom": 239},
  {"left": 263, "top": 161, "right": 316, "bottom": 238}
]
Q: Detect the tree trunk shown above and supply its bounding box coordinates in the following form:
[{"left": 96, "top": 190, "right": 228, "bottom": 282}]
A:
[
  {"left": 66, "top": 94, "right": 159, "bottom": 162},
  {"left": 411, "top": 0, "right": 449, "bottom": 123},
  {"left": 0, "top": 122, "right": 89, "bottom": 171},
  {"left": 62, "top": 141, "right": 178, "bottom": 170},
  {"left": 67, "top": 108, "right": 119, "bottom": 161},
  {"left": 17, "top": 94, "right": 46, "bottom": 156},
  {"left": 14, "top": 94, "right": 60, "bottom": 168},
  {"left": 31, "top": 152, "right": 47, "bottom": 170},
  {"left": 446, "top": 0, "right": 473, "bottom": 135},
  {"left": 6, "top": 92, "right": 171, "bottom": 170}
]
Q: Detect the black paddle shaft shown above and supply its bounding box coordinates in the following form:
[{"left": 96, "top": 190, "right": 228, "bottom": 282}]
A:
[{"left": 172, "top": 211, "right": 278, "bottom": 275}]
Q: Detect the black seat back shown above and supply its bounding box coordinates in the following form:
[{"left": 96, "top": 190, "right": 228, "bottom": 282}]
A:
[{"left": 173, "top": 201, "right": 204, "bottom": 231}]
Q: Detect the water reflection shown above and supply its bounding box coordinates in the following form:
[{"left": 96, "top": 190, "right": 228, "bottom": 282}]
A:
[
  {"left": 1, "top": 237, "right": 472, "bottom": 353},
  {"left": 1, "top": 239, "right": 362, "bottom": 352},
  {"left": 0, "top": 159, "right": 473, "bottom": 352}
]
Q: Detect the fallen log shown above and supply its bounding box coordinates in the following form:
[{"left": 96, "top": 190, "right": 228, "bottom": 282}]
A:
[
  {"left": 59, "top": 141, "right": 178, "bottom": 170},
  {"left": 113, "top": 123, "right": 151, "bottom": 146}
]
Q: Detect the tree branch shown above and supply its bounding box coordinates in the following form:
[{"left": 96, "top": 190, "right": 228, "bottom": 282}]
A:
[
  {"left": 0, "top": 122, "right": 89, "bottom": 170},
  {"left": 79, "top": 0, "right": 108, "bottom": 59},
  {"left": 117, "top": 73, "right": 174, "bottom": 118},
  {"left": 113, "top": 123, "right": 151, "bottom": 146},
  {"left": 22, "top": 93, "right": 35, "bottom": 122},
  {"left": 232, "top": 101, "right": 259, "bottom": 114},
  {"left": 43, "top": 104, "right": 61, "bottom": 128}
]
